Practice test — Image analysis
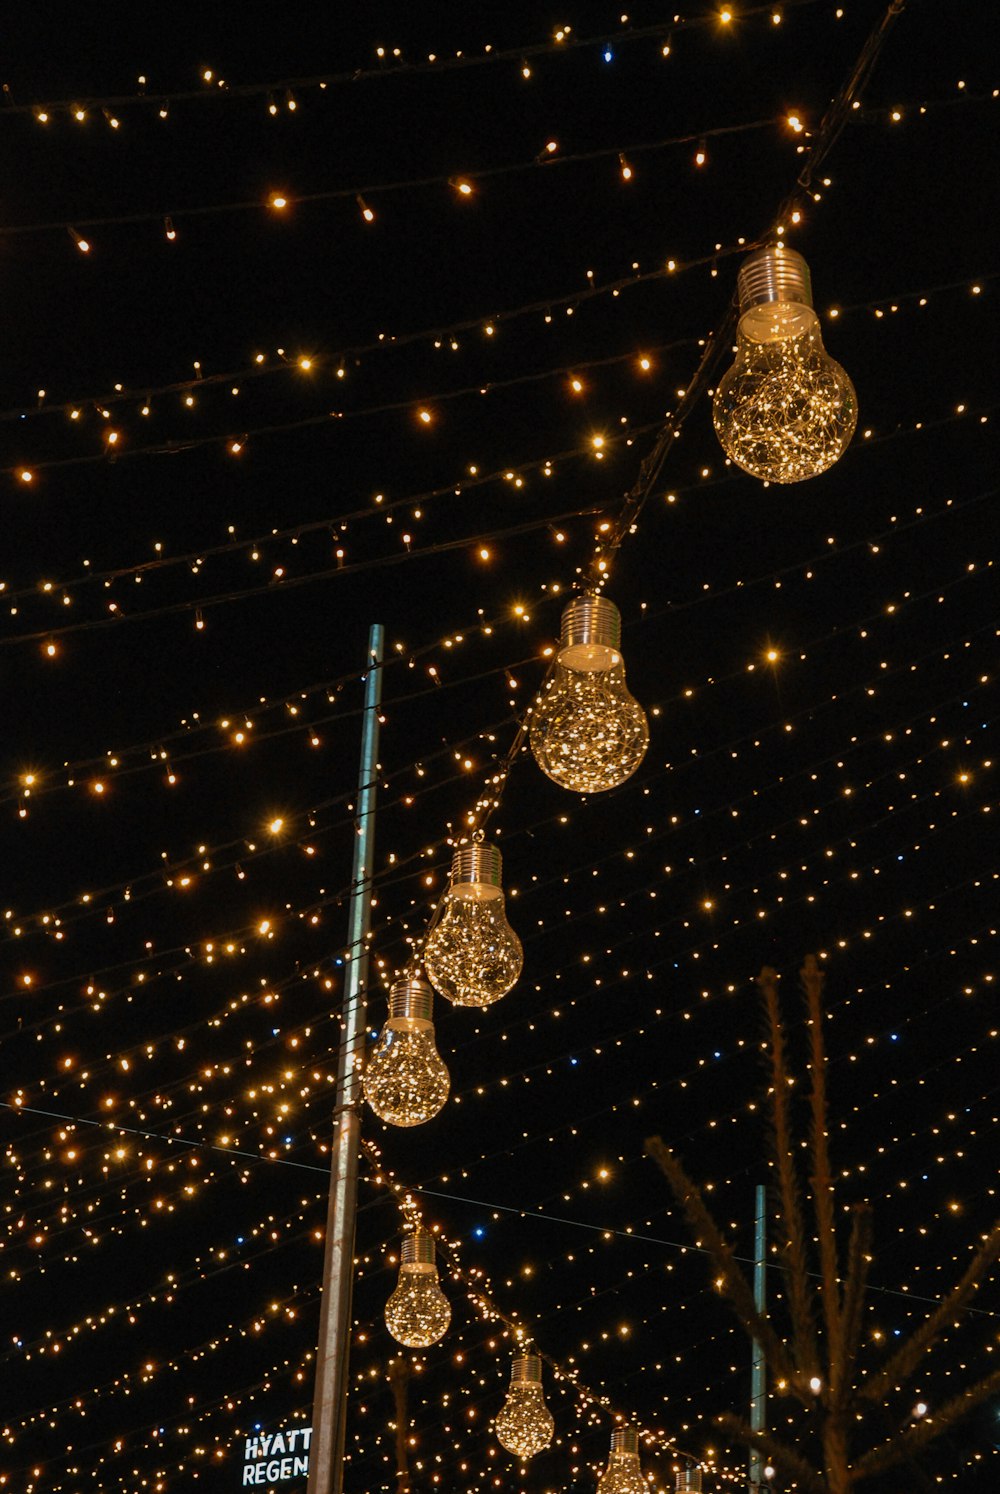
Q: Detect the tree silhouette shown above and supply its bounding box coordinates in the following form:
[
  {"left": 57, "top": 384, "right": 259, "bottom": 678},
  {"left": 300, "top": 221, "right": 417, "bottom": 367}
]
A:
[{"left": 645, "top": 957, "right": 1000, "bottom": 1494}]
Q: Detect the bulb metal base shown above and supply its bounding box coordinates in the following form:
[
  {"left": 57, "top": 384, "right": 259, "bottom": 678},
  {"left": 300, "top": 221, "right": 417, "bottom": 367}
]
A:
[
  {"left": 737, "top": 246, "right": 816, "bottom": 343},
  {"left": 737, "top": 245, "right": 812, "bottom": 311},
  {"left": 675, "top": 1471, "right": 703, "bottom": 1492},
  {"left": 559, "top": 594, "right": 622, "bottom": 671},
  {"left": 389, "top": 977, "right": 434, "bottom": 1024},
  {"left": 611, "top": 1428, "right": 640, "bottom": 1456},
  {"left": 510, "top": 1353, "right": 543, "bottom": 1385},
  {"left": 450, "top": 841, "right": 503, "bottom": 891},
  {"left": 401, "top": 1229, "right": 436, "bottom": 1266}
]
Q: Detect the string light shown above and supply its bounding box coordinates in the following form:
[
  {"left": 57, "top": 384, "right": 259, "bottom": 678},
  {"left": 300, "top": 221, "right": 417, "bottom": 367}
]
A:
[
  {"left": 493, "top": 1352, "right": 555, "bottom": 1457},
  {"left": 384, "top": 1228, "right": 452, "bottom": 1347},
  {"left": 424, "top": 843, "right": 523, "bottom": 1008},
  {"left": 364, "top": 976, "right": 450, "bottom": 1127},
  {"left": 2, "top": 10, "right": 995, "bottom": 1493},
  {"left": 529, "top": 595, "right": 649, "bottom": 793},
  {"left": 713, "top": 245, "right": 857, "bottom": 482}
]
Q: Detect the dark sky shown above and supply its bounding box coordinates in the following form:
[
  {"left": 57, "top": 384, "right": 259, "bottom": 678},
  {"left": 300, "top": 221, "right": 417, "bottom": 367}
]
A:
[{"left": 0, "top": 3, "right": 998, "bottom": 1492}]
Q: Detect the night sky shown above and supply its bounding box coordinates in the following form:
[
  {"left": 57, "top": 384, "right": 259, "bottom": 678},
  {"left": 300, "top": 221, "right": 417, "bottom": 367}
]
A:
[{"left": 1, "top": 3, "right": 998, "bottom": 1492}]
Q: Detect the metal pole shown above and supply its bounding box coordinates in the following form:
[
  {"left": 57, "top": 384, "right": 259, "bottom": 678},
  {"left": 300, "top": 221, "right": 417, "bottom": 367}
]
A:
[
  {"left": 308, "top": 625, "right": 384, "bottom": 1494},
  {"left": 750, "top": 1183, "right": 767, "bottom": 1488}
]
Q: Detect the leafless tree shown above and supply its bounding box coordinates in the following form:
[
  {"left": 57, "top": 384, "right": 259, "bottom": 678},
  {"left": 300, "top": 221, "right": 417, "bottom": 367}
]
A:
[{"left": 646, "top": 957, "right": 1000, "bottom": 1494}]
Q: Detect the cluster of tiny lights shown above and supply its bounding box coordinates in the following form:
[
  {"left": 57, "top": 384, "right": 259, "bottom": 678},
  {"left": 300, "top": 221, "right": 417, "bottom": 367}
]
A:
[{"left": 0, "top": 7, "right": 997, "bottom": 1494}]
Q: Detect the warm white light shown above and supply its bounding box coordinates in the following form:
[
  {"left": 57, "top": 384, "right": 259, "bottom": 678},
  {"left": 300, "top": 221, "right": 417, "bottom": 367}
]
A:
[
  {"left": 385, "top": 1230, "right": 451, "bottom": 1347},
  {"left": 494, "top": 1354, "right": 554, "bottom": 1458},
  {"left": 530, "top": 595, "right": 648, "bottom": 794},
  {"left": 364, "top": 977, "right": 449, "bottom": 1127},
  {"left": 597, "top": 1429, "right": 646, "bottom": 1493},
  {"left": 713, "top": 245, "right": 857, "bottom": 483},
  {"left": 424, "top": 843, "right": 523, "bottom": 1008}
]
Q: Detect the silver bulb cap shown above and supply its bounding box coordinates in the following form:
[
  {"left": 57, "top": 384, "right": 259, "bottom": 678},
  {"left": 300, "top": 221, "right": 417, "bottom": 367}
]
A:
[
  {"left": 451, "top": 841, "right": 502, "bottom": 889},
  {"left": 675, "top": 1471, "right": 702, "bottom": 1492},
  {"left": 737, "top": 245, "right": 812, "bottom": 312},
  {"left": 389, "top": 976, "right": 434, "bottom": 1023},
  {"left": 561, "top": 594, "right": 621, "bottom": 650},
  {"left": 611, "top": 1428, "right": 640, "bottom": 1456},
  {"left": 510, "top": 1353, "right": 543, "bottom": 1385},
  {"left": 401, "top": 1229, "right": 436, "bottom": 1266},
  {"left": 736, "top": 246, "right": 816, "bottom": 344},
  {"left": 558, "top": 594, "right": 623, "bottom": 671}
]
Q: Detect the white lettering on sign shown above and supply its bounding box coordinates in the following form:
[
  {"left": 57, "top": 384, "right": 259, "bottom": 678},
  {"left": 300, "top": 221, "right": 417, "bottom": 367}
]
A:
[{"left": 239, "top": 1426, "right": 310, "bottom": 1484}]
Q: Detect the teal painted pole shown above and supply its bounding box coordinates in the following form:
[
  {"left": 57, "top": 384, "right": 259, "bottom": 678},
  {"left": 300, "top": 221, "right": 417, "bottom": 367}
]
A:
[
  {"left": 750, "top": 1184, "right": 767, "bottom": 1487},
  {"left": 308, "top": 625, "right": 384, "bottom": 1494}
]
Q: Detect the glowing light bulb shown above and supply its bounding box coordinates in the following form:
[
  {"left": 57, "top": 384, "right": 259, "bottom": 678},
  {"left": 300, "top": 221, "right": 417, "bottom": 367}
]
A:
[
  {"left": 597, "top": 1427, "right": 647, "bottom": 1494},
  {"left": 494, "top": 1353, "right": 555, "bottom": 1458},
  {"left": 363, "top": 976, "right": 450, "bottom": 1127},
  {"left": 529, "top": 594, "right": 648, "bottom": 793},
  {"left": 384, "top": 1229, "right": 451, "bottom": 1348},
  {"left": 713, "top": 245, "right": 857, "bottom": 483},
  {"left": 424, "top": 842, "right": 522, "bottom": 1007}
]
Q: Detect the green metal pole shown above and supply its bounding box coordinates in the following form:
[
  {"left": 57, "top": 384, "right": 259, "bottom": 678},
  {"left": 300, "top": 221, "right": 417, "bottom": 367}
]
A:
[
  {"left": 307, "top": 625, "right": 384, "bottom": 1494},
  {"left": 750, "top": 1183, "right": 767, "bottom": 1488}
]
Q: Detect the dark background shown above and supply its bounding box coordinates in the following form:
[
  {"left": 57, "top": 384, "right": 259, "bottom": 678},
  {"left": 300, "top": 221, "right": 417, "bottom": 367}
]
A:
[{"left": 0, "top": 3, "right": 997, "bottom": 1491}]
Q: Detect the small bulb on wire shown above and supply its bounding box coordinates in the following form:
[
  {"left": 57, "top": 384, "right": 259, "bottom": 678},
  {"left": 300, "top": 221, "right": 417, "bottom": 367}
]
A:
[
  {"left": 597, "top": 1428, "right": 647, "bottom": 1494},
  {"left": 384, "top": 1229, "right": 451, "bottom": 1347},
  {"left": 494, "top": 1353, "right": 555, "bottom": 1458},
  {"left": 364, "top": 976, "right": 449, "bottom": 1127},
  {"left": 424, "top": 843, "right": 523, "bottom": 1008},
  {"left": 712, "top": 245, "right": 857, "bottom": 483},
  {"left": 529, "top": 594, "right": 649, "bottom": 794}
]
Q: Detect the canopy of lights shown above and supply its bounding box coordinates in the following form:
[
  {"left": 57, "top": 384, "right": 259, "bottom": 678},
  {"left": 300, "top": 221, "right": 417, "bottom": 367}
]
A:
[{"left": 1, "top": 4, "right": 997, "bottom": 1493}]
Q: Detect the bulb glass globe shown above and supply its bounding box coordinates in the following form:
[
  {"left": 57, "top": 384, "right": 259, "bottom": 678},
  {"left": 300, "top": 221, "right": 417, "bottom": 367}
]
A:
[
  {"left": 713, "top": 245, "right": 856, "bottom": 484},
  {"left": 597, "top": 1429, "right": 647, "bottom": 1494},
  {"left": 530, "top": 595, "right": 648, "bottom": 794},
  {"left": 494, "top": 1353, "right": 555, "bottom": 1458},
  {"left": 364, "top": 977, "right": 449, "bottom": 1127},
  {"left": 424, "top": 842, "right": 523, "bottom": 1007},
  {"left": 384, "top": 1230, "right": 451, "bottom": 1348}
]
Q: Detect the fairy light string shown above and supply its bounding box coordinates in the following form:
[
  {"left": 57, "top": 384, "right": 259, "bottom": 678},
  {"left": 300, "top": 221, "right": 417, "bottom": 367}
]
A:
[
  {"left": 6, "top": 588, "right": 994, "bottom": 1166},
  {"left": 2, "top": 87, "right": 986, "bottom": 255},
  {"left": 315, "top": 0, "right": 928, "bottom": 976},
  {"left": 1, "top": 5, "right": 824, "bottom": 122},
  {"left": 1, "top": 2, "right": 998, "bottom": 1482},
  {"left": 359, "top": 1136, "right": 713, "bottom": 1478}
]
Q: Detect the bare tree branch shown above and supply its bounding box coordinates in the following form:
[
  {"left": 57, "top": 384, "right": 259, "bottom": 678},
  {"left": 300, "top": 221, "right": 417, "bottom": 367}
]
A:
[
  {"left": 858, "top": 1221, "right": 1000, "bottom": 1402},
  {"left": 648, "top": 956, "right": 1000, "bottom": 1493},
  {"left": 759, "top": 966, "right": 820, "bottom": 1378},
  {"left": 715, "top": 1412, "right": 827, "bottom": 1494},
  {"left": 837, "top": 1205, "right": 873, "bottom": 1393},
  {"left": 853, "top": 1364, "right": 1000, "bottom": 1480},
  {"left": 801, "top": 956, "right": 845, "bottom": 1396},
  {"left": 644, "top": 1134, "right": 797, "bottom": 1387}
]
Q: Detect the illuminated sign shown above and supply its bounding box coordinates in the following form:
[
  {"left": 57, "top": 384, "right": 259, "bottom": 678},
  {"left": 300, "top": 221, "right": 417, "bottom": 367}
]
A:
[{"left": 241, "top": 1427, "right": 311, "bottom": 1485}]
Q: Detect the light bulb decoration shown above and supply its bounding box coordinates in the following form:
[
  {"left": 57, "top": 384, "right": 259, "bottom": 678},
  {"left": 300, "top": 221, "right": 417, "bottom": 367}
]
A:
[
  {"left": 529, "top": 594, "right": 649, "bottom": 794},
  {"left": 597, "top": 1426, "right": 648, "bottom": 1494},
  {"left": 712, "top": 244, "right": 857, "bottom": 483},
  {"left": 384, "top": 1228, "right": 451, "bottom": 1348},
  {"left": 493, "top": 1352, "right": 555, "bottom": 1459},
  {"left": 423, "top": 841, "right": 523, "bottom": 1007},
  {"left": 675, "top": 1470, "right": 703, "bottom": 1492},
  {"left": 363, "top": 975, "right": 450, "bottom": 1127}
]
